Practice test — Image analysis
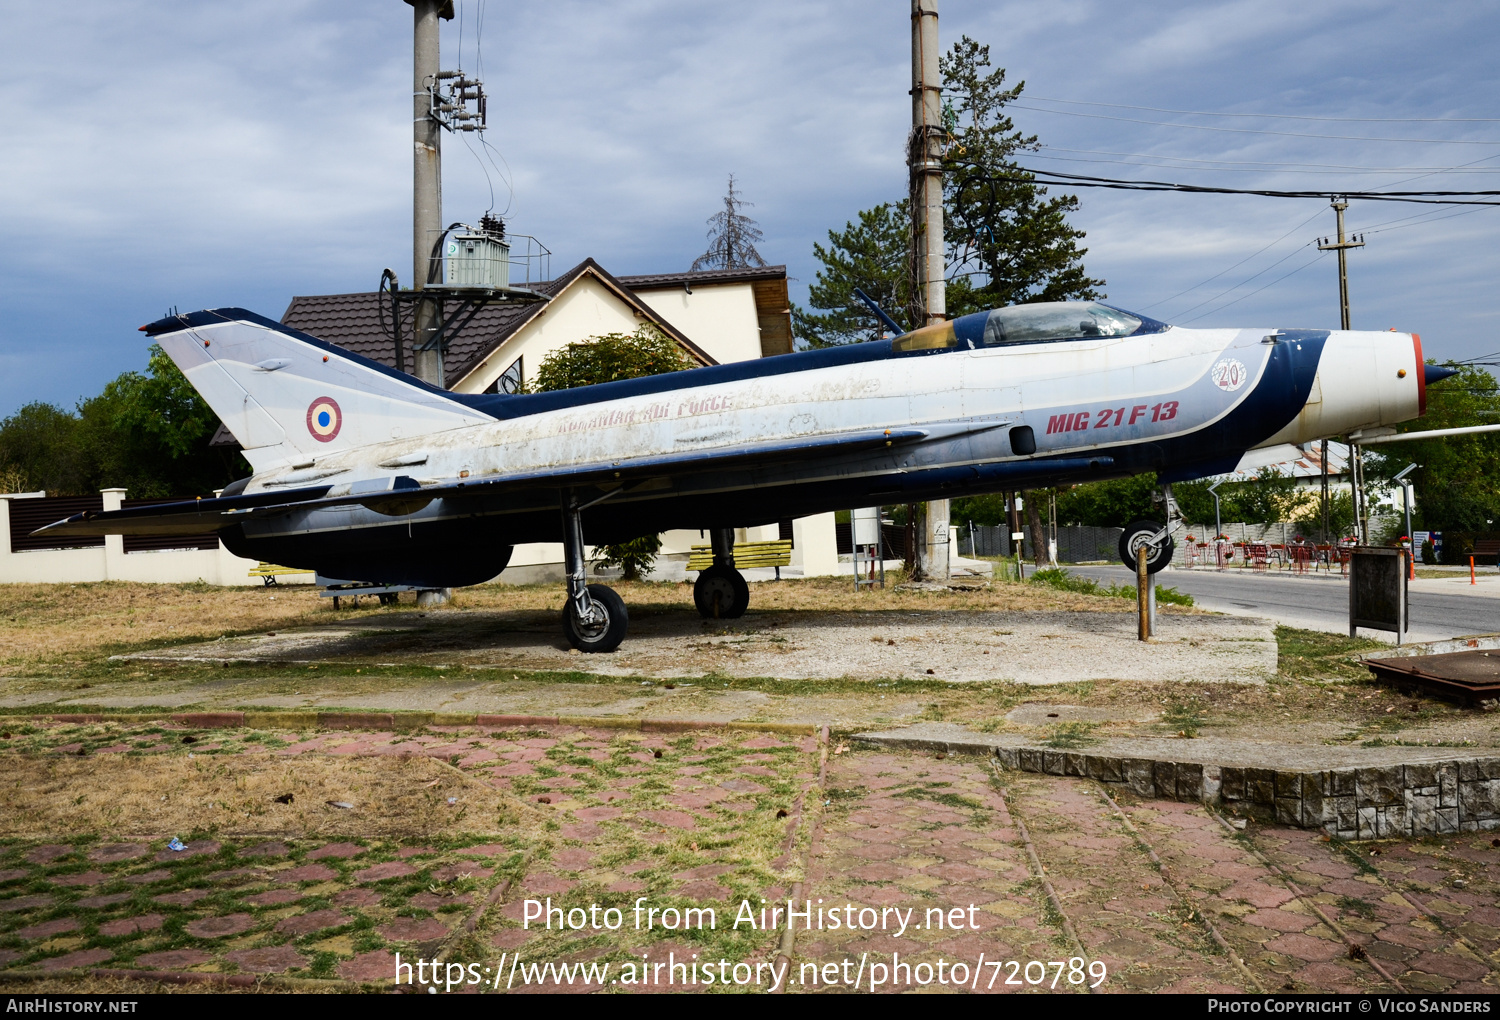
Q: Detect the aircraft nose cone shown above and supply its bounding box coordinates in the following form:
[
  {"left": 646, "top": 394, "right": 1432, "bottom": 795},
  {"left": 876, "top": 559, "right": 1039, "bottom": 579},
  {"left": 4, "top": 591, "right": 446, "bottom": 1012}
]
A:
[{"left": 1423, "top": 364, "right": 1459, "bottom": 386}]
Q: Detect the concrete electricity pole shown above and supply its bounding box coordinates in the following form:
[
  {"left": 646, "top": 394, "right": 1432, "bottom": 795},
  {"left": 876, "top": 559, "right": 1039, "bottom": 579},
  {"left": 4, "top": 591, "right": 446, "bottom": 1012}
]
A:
[
  {"left": 1317, "top": 199, "right": 1364, "bottom": 331},
  {"left": 1318, "top": 199, "right": 1367, "bottom": 541},
  {"left": 409, "top": 0, "right": 453, "bottom": 388},
  {"left": 909, "top": 0, "right": 950, "bottom": 581}
]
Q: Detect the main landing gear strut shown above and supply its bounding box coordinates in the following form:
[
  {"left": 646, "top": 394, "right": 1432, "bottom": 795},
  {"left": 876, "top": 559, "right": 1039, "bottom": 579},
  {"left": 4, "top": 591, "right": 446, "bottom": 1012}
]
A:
[
  {"left": 694, "top": 527, "right": 749, "bottom": 619},
  {"left": 560, "top": 492, "right": 628, "bottom": 653}
]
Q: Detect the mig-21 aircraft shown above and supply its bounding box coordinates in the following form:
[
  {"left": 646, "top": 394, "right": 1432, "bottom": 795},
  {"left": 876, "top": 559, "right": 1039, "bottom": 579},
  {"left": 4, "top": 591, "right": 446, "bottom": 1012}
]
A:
[{"left": 37, "top": 300, "right": 1451, "bottom": 652}]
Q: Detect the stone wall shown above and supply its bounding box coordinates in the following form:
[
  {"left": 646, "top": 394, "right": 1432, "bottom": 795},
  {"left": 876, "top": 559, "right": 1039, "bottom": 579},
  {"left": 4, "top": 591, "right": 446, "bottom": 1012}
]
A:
[{"left": 986, "top": 746, "right": 1500, "bottom": 838}]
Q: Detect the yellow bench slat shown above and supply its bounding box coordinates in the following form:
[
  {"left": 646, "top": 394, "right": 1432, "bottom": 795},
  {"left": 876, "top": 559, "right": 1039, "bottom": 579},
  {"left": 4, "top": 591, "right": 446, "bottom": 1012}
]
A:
[{"left": 686, "top": 541, "right": 792, "bottom": 571}]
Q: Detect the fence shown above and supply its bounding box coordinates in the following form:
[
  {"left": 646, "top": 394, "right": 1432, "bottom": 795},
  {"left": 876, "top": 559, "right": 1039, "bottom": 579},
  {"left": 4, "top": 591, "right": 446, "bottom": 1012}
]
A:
[
  {"left": 834, "top": 521, "right": 911, "bottom": 559},
  {"left": 959, "top": 524, "right": 1123, "bottom": 564},
  {"left": 0, "top": 489, "right": 263, "bottom": 586}
]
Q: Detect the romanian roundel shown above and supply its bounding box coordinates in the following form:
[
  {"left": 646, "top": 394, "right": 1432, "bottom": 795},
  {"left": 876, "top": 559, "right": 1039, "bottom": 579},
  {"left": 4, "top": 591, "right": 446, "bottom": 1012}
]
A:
[{"left": 306, "top": 396, "right": 343, "bottom": 442}]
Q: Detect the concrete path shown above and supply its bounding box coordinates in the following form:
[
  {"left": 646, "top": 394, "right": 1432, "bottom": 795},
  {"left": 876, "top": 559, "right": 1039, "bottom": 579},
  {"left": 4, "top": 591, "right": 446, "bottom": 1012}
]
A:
[{"left": 107, "top": 607, "right": 1275, "bottom": 688}]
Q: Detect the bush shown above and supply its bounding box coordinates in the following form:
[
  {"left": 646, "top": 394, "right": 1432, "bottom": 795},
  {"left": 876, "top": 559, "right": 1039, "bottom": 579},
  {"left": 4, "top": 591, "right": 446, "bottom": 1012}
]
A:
[{"left": 1029, "top": 567, "right": 1193, "bottom": 606}]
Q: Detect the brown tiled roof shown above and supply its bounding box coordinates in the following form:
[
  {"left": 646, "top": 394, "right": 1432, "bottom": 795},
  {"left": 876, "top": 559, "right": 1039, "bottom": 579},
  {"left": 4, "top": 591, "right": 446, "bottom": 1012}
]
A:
[
  {"left": 280, "top": 258, "right": 716, "bottom": 389},
  {"left": 614, "top": 265, "right": 788, "bottom": 289}
]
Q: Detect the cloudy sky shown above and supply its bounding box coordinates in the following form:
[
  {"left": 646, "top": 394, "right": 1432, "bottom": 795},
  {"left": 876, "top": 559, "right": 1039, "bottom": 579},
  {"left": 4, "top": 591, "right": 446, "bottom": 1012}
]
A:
[{"left": 1, "top": 0, "right": 1496, "bottom": 416}]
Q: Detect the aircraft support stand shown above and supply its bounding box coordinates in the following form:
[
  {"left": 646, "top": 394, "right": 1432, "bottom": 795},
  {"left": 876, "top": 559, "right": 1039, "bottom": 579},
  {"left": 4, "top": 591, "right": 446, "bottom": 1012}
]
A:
[
  {"left": 559, "top": 492, "right": 628, "bottom": 653},
  {"left": 694, "top": 526, "right": 749, "bottom": 619}
]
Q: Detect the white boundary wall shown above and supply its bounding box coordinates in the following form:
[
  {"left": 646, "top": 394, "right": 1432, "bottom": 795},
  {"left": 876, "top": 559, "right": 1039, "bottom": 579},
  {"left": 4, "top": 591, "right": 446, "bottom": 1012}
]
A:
[
  {"left": 0, "top": 490, "right": 841, "bottom": 587},
  {"left": 0, "top": 489, "right": 268, "bottom": 586}
]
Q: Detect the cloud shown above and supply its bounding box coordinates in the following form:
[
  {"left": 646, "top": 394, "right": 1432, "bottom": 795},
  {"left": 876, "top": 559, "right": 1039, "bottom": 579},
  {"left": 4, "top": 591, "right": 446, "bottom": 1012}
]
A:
[{"left": 0, "top": 0, "right": 1496, "bottom": 419}]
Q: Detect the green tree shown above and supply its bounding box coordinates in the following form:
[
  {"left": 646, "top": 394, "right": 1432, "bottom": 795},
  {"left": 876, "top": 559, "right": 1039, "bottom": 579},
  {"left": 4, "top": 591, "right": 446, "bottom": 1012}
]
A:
[
  {"left": 530, "top": 325, "right": 696, "bottom": 579},
  {"left": 1173, "top": 469, "right": 1310, "bottom": 529},
  {"left": 1368, "top": 365, "right": 1500, "bottom": 532},
  {"left": 1054, "top": 474, "right": 1158, "bottom": 526},
  {"left": 792, "top": 37, "right": 1103, "bottom": 347},
  {"left": 942, "top": 36, "right": 1104, "bottom": 316},
  {"left": 793, "top": 203, "right": 914, "bottom": 347},
  {"left": 0, "top": 402, "right": 86, "bottom": 494},
  {"left": 529, "top": 324, "right": 693, "bottom": 391},
  {"left": 0, "top": 343, "right": 244, "bottom": 498}
]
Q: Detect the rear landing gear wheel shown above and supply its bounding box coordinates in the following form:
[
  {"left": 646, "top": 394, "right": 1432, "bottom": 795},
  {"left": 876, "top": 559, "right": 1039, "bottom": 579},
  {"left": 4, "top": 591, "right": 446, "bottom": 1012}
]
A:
[
  {"left": 562, "top": 584, "right": 628, "bottom": 653},
  {"left": 1119, "top": 519, "right": 1174, "bottom": 574},
  {"left": 694, "top": 564, "right": 749, "bottom": 619}
]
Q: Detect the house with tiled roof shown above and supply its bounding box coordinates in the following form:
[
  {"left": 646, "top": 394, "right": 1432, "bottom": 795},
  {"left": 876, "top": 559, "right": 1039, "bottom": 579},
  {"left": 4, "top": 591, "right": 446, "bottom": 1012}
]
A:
[
  {"left": 280, "top": 260, "right": 793, "bottom": 394},
  {"left": 277, "top": 260, "right": 838, "bottom": 583}
]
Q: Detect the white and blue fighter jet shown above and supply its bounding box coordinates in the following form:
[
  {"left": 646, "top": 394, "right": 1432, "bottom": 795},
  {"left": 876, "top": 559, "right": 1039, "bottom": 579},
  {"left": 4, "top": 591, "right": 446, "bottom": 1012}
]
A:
[{"left": 38, "top": 301, "right": 1451, "bottom": 652}]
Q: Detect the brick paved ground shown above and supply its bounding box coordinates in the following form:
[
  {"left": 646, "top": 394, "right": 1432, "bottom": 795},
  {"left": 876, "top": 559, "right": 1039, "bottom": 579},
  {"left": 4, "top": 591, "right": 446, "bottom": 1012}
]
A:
[
  {"left": 0, "top": 721, "right": 1495, "bottom": 992},
  {"left": 798, "top": 749, "right": 1499, "bottom": 994},
  {"left": 0, "top": 719, "right": 818, "bottom": 988}
]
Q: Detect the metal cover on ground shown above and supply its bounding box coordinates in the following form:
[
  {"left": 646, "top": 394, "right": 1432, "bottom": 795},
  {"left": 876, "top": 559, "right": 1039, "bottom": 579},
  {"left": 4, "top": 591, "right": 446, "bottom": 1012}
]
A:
[{"left": 1365, "top": 648, "right": 1500, "bottom": 704}]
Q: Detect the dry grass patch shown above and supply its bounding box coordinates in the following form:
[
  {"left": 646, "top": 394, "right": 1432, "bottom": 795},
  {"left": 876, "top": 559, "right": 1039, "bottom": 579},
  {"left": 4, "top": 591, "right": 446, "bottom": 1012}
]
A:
[
  {"left": 0, "top": 751, "right": 537, "bottom": 841},
  {"left": 0, "top": 582, "right": 337, "bottom": 666}
]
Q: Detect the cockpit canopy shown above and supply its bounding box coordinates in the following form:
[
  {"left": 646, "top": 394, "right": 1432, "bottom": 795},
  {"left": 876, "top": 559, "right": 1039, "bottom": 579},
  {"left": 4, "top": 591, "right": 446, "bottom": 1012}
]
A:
[{"left": 892, "top": 301, "right": 1167, "bottom": 353}]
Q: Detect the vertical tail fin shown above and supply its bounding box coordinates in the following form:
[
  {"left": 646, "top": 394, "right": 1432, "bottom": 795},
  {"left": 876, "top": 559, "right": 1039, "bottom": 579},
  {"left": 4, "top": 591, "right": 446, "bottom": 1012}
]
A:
[{"left": 144, "top": 308, "right": 494, "bottom": 470}]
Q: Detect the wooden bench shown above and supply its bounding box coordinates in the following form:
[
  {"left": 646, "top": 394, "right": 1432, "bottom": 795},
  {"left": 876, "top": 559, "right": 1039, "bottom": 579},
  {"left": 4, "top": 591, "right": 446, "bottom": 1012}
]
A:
[
  {"left": 1473, "top": 539, "right": 1500, "bottom": 565},
  {"left": 686, "top": 540, "right": 793, "bottom": 578},
  {"left": 248, "top": 562, "right": 310, "bottom": 586}
]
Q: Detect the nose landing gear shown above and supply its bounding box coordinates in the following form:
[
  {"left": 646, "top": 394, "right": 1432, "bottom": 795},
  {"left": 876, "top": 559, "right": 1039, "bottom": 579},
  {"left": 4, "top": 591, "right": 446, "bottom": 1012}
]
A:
[
  {"left": 1118, "top": 482, "right": 1182, "bottom": 574},
  {"left": 694, "top": 527, "right": 749, "bottom": 619},
  {"left": 560, "top": 492, "right": 628, "bottom": 653}
]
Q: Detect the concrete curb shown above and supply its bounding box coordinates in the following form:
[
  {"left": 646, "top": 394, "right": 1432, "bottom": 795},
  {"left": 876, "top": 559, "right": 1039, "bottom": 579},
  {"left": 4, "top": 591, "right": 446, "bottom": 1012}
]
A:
[
  {"left": 1, "top": 709, "right": 818, "bottom": 736},
  {"left": 854, "top": 729, "right": 1500, "bottom": 840}
]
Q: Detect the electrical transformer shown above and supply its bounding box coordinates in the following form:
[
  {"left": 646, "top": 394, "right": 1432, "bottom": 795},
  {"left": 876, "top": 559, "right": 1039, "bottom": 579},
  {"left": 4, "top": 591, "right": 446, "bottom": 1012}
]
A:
[{"left": 444, "top": 230, "right": 510, "bottom": 290}]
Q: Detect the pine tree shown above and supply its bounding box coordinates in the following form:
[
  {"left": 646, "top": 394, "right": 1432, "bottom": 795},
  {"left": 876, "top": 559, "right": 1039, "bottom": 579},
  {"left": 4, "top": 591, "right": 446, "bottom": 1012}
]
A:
[
  {"left": 692, "top": 175, "right": 767, "bottom": 271},
  {"left": 792, "top": 38, "right": 1103, "bottom": 346},
  {"left": 792, "top": 202, "right": 913, "bottom": 347},
  {"left": 943, "top": 36, "right": 1103, "bottom": 314}
]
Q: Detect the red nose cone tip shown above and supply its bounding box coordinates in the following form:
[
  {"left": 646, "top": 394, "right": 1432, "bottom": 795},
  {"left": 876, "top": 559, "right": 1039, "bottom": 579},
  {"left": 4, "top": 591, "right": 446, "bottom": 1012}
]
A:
[{"left": 138, "top": 324, "right": 149, "bottom": 331}]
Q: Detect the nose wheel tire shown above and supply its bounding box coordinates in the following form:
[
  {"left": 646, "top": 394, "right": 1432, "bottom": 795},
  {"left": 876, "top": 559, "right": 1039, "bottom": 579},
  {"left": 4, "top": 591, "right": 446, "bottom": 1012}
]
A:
[
  {"left": 1119, "top": 519, "right": 1175, "bottom": 574},
  {"left": 694, "top": 564, "right": 749, "bottom": 619},
  {"left": 562, "top": 584, "right": 628, "bottom": 653}
]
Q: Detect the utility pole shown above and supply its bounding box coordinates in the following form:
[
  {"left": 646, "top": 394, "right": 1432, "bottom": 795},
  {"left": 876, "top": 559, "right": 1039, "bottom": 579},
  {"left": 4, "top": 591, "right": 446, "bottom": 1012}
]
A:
[
  {"left": 409, "top": 0, "right": 453, "bottom": 388},
  {"left": 1317, "top": 199, "right": 1364, "bottom": 331},
  {"left": 1321, "top": 437, "right": 1330, "bottom": 542},
  {"left": 908, "top": 0, "right": 949, "bottom": 581},
  {"left": 1318, "top": 199, "right": 1366, "bottom": 542}
]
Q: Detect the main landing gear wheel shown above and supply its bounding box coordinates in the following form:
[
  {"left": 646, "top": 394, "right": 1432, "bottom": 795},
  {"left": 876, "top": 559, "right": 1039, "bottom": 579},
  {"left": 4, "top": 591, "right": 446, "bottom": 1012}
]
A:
[
  {"left": 1119, "top": 519, "right": 1175, "bottom": 574},
  {"left": 694, "top": 564, "right": 749, "bottom": 619},
  {"left": 562, "top": 584, "right": 628, "bottom": 653}
]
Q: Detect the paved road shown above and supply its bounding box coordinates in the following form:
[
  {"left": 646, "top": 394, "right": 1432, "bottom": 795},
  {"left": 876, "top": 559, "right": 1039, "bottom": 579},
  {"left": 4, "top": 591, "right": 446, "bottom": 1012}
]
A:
[{"left": 1069, "top": 563, "right": 1500, "bottom": 642}]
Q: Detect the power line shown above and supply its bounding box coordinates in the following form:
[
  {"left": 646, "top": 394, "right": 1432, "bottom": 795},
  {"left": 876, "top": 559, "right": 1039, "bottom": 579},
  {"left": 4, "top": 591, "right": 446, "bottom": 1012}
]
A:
[
  {"left": 1137, "top": 208, "right": 1325, "bottom": 314},
  {"left": 1171, "top": 241, "right": 1317, "bottom": 321},
  {"left": 1029, "top": 152, "right": 1500, "bottom": 176},
  {"left": 1010, "top": 103, "right": 1500, "bottom": 145},
  {"left": 1035, "top": 146, "right": 1500, "bottom": 175},
  {"left": 1007, "top": 167, "right": 1500, "bottom": 205},
  {"left": 1024, "top": 96, "right": 1500, "bottom": 125},
  {"left": 1178, "top": 250, "right": 1330, "bottom": 325}
]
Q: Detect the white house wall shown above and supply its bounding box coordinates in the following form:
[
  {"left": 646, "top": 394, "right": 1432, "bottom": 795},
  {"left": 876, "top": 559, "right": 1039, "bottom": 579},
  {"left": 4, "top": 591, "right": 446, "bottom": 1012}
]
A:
[
  {"left": 454, "top": 275, "right": 653, "bottom": 395},
  {"left": 630, "top": 283, "right": 763, "bottom": 366}
]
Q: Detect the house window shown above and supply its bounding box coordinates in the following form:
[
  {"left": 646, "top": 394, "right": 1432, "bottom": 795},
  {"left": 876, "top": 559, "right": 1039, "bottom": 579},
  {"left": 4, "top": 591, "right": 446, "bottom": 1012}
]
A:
[{"left": 484, "top": 356, "right": 524, "bottom": 395}]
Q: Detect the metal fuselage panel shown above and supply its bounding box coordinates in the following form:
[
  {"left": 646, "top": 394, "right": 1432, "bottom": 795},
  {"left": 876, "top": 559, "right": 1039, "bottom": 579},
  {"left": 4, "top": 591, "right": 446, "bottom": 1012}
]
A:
[{"left": 227, "top": 324, "right": 1422, "bottom": 574}]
